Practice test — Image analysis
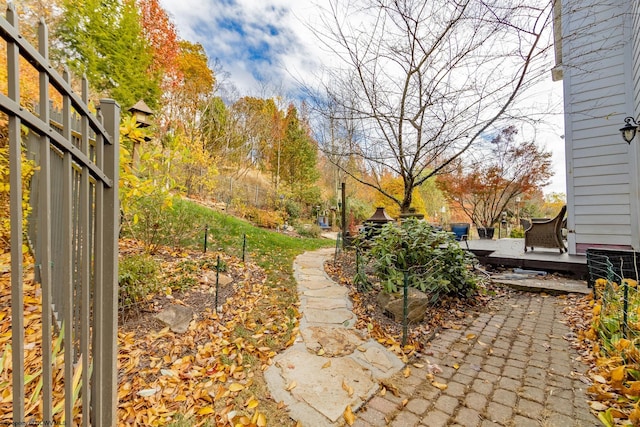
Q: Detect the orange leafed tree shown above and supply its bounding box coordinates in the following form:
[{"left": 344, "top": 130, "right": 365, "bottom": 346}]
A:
[
  {"left": 138, "top": 0, "right": 181, "bottom": 92},
  {"left": 438, "top": 126, "right": 553, "bottom": 228}
]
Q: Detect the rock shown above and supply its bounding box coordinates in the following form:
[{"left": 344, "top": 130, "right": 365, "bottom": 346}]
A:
[
  {"left": 377, "top": 288, "right": 430, "bottom": 323},
  {"left": 154, "top": 304, "right": 194, "bottom": 333},
  {"left": 202, "top": 271, "right": 233, "bottom": 287}
]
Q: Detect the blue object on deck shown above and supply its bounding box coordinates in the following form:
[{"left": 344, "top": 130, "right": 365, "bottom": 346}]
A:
[{"left": 450, "top": 223, "right": 470, "bottom": 242}]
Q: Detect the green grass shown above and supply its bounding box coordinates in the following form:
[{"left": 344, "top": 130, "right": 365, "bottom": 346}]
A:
[{"left": 170, "top": 198, "right": 333, "bottom": 274}]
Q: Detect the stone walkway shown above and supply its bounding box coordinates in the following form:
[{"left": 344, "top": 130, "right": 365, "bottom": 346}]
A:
[
  {"left": 265, "top": 248, "right": 404, "bottom": 426},
  {"left": 266, "top": 248, "right": 598, "bottom": 427}
]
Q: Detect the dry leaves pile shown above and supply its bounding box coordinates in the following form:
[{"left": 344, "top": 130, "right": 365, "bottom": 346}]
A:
[
  {"left": 563, "top": 289, "right": 640, "bottom": 426},
  {"left": 117, "top": 244, "right": 299, "bottom": 426},
  {"left": 0, "top": 242, "right": 301, "bottom": 426}
]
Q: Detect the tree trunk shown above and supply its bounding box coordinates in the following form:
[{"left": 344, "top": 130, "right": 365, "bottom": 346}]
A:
[{"left": 401, "top": 178, "right": 414, "bottom": 213}]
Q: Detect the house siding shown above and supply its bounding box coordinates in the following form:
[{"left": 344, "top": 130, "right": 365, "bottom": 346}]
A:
[
  {"left": 635, "top": 1, "right": 640, "bottom": 115},
  {"left": 563, "top": 0, "right": 637, "bottom": 254}
]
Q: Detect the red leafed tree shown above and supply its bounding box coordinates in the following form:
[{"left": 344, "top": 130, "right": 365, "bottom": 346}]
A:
[
  {"left": 137, "top": 0, "right": 181, "bottom": 91},
  {"left": 438, "top": 126, "right": 553, "bottom": 228}
]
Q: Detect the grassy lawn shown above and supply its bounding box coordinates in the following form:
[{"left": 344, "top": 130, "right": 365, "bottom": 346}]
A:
[{"left": 170, "top": 197, "right": 333, "bottom": 275}]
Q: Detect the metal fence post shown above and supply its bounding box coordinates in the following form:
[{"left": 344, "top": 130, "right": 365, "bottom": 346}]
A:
[
  {"left": 6, "top": 4, "right": 25, "bottom": 421},
  {"left": 95, "top": 98, "right": 120, "bottom": 426}
]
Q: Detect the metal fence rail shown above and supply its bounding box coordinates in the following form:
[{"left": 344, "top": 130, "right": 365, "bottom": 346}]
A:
[
  {"left": 586, "top": 248, "right": 640, "bottom": 361},
  {"left": 1, "top": 4, "right": 119, "bottom": 425}
]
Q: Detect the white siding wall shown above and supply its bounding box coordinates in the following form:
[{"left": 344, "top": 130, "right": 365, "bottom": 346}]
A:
[
  {"left": 563, "top": 0, "right": 637, "bottom": 253},
  {"left": 634, "top": 1, "right": 640, "bottom": 115}
]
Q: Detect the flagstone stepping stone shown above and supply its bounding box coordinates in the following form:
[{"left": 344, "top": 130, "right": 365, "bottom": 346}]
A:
[
  {"left": 274, "top": 349, "right": 377, "bottom": 423},
  {"left": 303, "top": 287, "right": 348, "bottom": 298},
  {"left": 304, "top": 307, "right": 353, "bottom": 326},
  {"left": 297, "top": 277, "right": 334, "bottom": 290},
  {"left": 304, "top": 297, "right": 348, "bottom": 310},
  {"left": 301, "top": 326, "right": 365, "bottom": 356}
]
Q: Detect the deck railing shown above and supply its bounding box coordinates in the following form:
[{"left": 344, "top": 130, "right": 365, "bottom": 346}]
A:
[{"left": 1, "top": 4, "right": 119, "bottom": 425}]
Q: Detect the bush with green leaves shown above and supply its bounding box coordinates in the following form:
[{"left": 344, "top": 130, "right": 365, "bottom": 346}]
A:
[
  {"left": 510, "top": 227, "right": 525, "bottom": 238},
  {"left": 118, "top": 253, "right": 160, "bottom": 308},
  {"left": 124, "top": 193, "right": 205, "bottom": 253},
  {"left": 359, "top": 218, "right": 478, "bottom": 301},
  {"left": 295, "top": 223, "right": 322, "bottom": 238}
]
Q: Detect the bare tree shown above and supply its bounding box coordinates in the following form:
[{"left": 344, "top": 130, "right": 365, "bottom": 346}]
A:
[{"left": 309, "top": 0, "right": 554, "bottom": 213}]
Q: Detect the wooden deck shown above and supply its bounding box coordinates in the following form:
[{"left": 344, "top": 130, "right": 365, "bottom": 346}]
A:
[{"left": 466, "top": 238, "right": 588, "bottom": 279}]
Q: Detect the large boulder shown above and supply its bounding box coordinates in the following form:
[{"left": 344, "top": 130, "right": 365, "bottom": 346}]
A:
[{"left": 377, "top": 288, "right": 430, "bottom": 323}]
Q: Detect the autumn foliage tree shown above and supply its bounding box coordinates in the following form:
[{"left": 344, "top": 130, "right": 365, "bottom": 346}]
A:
[
  {"left": 437, "top": 126, "right": 553, "bottom": 228},
  {"left": 138, "top": 0, "right": 181, "bottom": 97}
]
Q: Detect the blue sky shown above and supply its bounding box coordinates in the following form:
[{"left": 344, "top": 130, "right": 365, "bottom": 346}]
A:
[
  {"left": 159, "top": 0, "right": 567, "bottom": 195},
  {"left": 160, "top": 0, "right": 320, "bottom": 97}
]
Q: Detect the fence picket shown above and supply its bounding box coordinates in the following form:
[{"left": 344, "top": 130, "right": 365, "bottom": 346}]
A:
[
  {"left": 36, "top": 17, "right": 53, "bottom": 422},
  {"left": 6, "top": 3, "right": 25, "bottom": 422}
]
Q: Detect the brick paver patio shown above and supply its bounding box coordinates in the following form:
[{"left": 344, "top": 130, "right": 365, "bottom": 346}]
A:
[{"left": 353, "top": 293, "right": 596, "bottom": 427}]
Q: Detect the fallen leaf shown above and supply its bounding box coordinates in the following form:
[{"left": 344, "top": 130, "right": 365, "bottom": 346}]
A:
[
  {"left": 431, "top": 381, "right": 448, "bottom": 390},
  {"left": 198, "top": 406, "right": 215, "bottom": 415},
  {"left": 593, "top": 375, "right": 607, "bottom": 384},
  {"left": 403, "top": 366, "right": 411, "bottom": 378},
  {"left": 286, "top": 381, "right": 297, "bottom": 391},
  {"left": 245, "top": 396, "right": 259, "bottom": 409},
  {"left": 322, "top": 360, "right": 331, "bottom": 369},
  {"left": 137, "top": 388, "right": 160, "bottom": 397},
  {"left": 343, "top": 405, "right": 356, "bottom": 426},
  {"left": 589, "top": 401, "right": 609, "bottom": 411},
  {"left": 342, "top": 380, "right": 354, "bottom": 397},
  {"left": 229, "top": 383, "right": 244, "bottom": 392}
]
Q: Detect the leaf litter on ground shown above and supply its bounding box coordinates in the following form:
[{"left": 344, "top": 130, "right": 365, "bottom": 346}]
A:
[{"left": 0, "top": 239, "right": 301, "bottom": 426}]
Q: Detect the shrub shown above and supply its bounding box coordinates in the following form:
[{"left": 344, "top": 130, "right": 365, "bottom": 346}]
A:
[
  {"left": 510, "top": 227, "right": 525, "bottom": 238},
  {"left": 295, "top": 223, "right": 322, "bottom": 238},
  {"left": 118, "top": 254, "right": 159, "bottom": 308},
  {"left": 359, "top": 218, "right": 478, "bottom": 301},
  {"left": 123, "top": 193, "right": 204, "bottom": 253},
  {"left": 284, "top": 199, "right": 301, "bottom": 220},
  {"left": 245, "top": 207, "right": 284, "bottom": 229}
]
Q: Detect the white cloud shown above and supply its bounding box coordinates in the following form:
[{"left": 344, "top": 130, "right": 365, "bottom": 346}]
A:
[{"left": 160, "top": 0, "right": 324, "bottom": 96}]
